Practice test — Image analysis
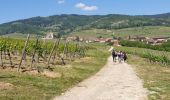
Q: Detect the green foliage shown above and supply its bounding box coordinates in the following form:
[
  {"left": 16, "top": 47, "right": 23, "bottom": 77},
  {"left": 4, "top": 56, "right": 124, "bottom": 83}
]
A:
[
  {"left": 1, "top": 13, "right": 170, "bottom": 36},
  {"left": 120, "top": 40, "right": 150, "bottom": 48},
  {"left": 0, "top": 42, "right": 109, "bottom": 100},
  {"left": 116, "top": 46, "right": 170, "bottom": 66},
  {"left": 120, "top": 40, "right": 170, "bottom": 52},
  {"left": 127, "top": 55, "right": 170, "bottom": 100},
  {"left": 0, "top": 38, "right": 87, "bottom": 59}
]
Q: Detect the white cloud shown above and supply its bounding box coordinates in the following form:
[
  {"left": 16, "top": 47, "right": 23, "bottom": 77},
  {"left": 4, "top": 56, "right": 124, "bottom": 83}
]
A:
[
  {"left": 75, "top": 3, "right": 98, "bottom": 11},
  {"left": 58, "top": 0, "right": 65, "bottom": 4}
]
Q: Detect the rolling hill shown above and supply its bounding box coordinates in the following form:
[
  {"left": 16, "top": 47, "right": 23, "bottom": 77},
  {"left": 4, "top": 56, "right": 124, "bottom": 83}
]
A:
[{"left": 1, "top": 13, "right": 170, "bottom": 36}]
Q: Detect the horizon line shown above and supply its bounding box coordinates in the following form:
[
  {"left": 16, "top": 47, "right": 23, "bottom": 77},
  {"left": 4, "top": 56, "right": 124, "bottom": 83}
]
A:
[{"left": 1, "top": 12, "right": 170, "bottom": 24}]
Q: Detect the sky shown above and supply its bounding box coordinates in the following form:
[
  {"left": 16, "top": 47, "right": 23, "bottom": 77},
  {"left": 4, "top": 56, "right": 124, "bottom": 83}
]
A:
[{"left": 0, "top": 0, "right": 170, "bottom": 24}]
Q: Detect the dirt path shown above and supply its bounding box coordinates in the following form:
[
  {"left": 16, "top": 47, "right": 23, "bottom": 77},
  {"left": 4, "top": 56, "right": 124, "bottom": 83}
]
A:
[{"left": 54, "top": 56, "right": 148, "bottom": 100}]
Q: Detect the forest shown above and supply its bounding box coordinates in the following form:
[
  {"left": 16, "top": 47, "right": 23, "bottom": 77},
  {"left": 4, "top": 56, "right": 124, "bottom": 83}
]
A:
[{"left": 1, "top": 13, "right": 170, "bottom": 35}]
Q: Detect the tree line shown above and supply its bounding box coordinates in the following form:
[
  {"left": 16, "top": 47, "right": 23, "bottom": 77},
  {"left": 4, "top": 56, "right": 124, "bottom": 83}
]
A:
[{"left": 1, "top": 14, "right": 170, "bottom": 35}]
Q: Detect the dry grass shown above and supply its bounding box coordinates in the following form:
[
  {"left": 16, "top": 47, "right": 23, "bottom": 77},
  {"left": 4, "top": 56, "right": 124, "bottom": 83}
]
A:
[
  {"left": 0, "top": 82, "right": 14, "bottom": 90},
  {"left": 0, "top": 45, "right": 109, "bottom": 100},
  {"left": 42, "top": 70, "right": 61, "bottom": 78},
  {"left": 127, "top": 54, "right": 170, "bottom": 100}
]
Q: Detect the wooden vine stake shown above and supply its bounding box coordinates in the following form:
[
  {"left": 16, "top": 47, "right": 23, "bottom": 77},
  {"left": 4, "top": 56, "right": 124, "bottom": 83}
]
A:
[
  {"left": 74, "top": 41, "right": 80, "bottom": 58},
  {"left": 61, "top": 39, "right": 68, "bottom": 65},
  {"left": 4, "top": 50, "right": 7, "bottom": 60},
  {"left": 52, "top": 38, "right": 61, "bottom": 63},
  {"left": 65, "top": 42, "right": 69, "bottom": 59},
  {"left": 18, "top": 34, "right": 30, "bottom": 72},
  {"left": 7, "top": 49, "right": 13, "bottom": 68},
  {"left": 0, "top": 50, "right": 3, "bottom": 68},
  {"left": 30, "top": 37, "right": 39, "bottom": 69},
  {"left": 47, "top": 38, "right": 60, "bottom": 69},
  {"left": 43, "top": 39, "right": 47, "bottom": 62}
]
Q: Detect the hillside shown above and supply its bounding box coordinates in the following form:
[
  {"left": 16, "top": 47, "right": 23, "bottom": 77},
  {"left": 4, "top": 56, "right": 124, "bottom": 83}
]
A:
[
  {"left": 0, "top": 15, "right": 101, "bottom": 35},
  {"left": 1, "top": 13, "right": 170, "bottom": 36}
]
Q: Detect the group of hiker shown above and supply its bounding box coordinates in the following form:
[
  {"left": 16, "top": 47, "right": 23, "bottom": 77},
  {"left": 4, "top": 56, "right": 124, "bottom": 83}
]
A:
[{"left": 111, "top": 50, "right": 127, "bottom": 63}]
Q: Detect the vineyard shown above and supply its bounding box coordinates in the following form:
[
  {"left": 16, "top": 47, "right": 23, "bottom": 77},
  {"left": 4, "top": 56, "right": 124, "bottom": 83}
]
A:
[
  {"left": 120, "top": 40, "right": 170, "bottom": 52},
  {"left": 116, "top": 46, "right": 170, "bottom": 66},
  {"left": 0, "top": 34, "right": 87, "bottom": 73}
]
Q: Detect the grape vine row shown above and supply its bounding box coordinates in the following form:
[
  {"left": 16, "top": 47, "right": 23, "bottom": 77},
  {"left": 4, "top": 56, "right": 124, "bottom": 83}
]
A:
[{"left": 0, "top": 36, "right": 88, "bottom": 72}]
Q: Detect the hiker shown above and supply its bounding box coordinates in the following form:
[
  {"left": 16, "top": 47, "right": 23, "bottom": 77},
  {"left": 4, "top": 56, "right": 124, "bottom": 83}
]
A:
[
  {"left": 117, "top": 51, "right": 121, "bottom": 63},
  {"left": 117, "top": 51, "right": 125, "bottom": 63},
  {"left": 112, "top": 50, "right": 116, "bottom": 62},
  {"left": 120, "top": 51, "right": 125, "bottom": 62},
  {"left": 123, "top": 52, "right": 127, "bottom": 61}
]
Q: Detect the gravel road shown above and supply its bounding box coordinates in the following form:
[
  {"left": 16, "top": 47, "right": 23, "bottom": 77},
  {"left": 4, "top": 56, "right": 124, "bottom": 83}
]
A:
[{"left": 54, "top": 56, "right": 148, "bottom": 100}]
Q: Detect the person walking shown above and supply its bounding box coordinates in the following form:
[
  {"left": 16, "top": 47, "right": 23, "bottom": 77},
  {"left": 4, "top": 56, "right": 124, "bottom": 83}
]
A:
[
  {"left": 112, "top": 50, "right": 116, "bottom": 62},
  {"left": 120, "top": 51, "right": 124, "bottom": 62},
  {"left": 117, "top": 51, "right": 121, "bottom": 63},
  {"left": 123, "top": 52, "right": 127, "bottom": 62}
]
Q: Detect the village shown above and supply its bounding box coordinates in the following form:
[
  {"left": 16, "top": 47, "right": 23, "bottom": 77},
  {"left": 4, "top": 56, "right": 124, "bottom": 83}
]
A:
[
  {"left": 42, "top": 32, "right": 170, "bottom": 46},
  {"left": 42, "top": 32, "right": 119, "bottom": 45},
  {"left": 127, "top": 35, "right": 170, "bottom": 45}
]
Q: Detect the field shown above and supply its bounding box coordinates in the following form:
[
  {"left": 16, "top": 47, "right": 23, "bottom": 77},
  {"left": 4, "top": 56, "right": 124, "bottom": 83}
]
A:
[
  {"left": 114, "top": 26, "right": 170, "bottom": 38},
  {"left": 1, "top": 25, "right": 170, "bottom": 100},
  {"left": 1, "top": 33, "right": 38, "bottom": 39},
  {"left": 69, "top": 26, "right": 170, "bottom": 40},
  {"left": 0, "top": 36, "right": 110, "bottom": 100},
  {"left": 116, "top": 46, "right": 170, "bottom": 99},
  {"left": 70, "top": 29, "right": 113, "bottom": 39},
  {"left": 4, "top": 26, "right": 170, "bottom": 40}
]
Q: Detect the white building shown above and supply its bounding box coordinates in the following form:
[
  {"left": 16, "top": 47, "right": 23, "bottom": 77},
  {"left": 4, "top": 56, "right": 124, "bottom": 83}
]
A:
[{"left": 42, "top": 32, "right": 54, "bottom": 40}]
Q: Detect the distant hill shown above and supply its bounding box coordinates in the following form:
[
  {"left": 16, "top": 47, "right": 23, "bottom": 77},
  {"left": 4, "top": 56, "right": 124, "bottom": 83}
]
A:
[
  {"left": 1, "top": 13, "right": 170, "bottom": 36},
  {"left": 142, "top": 13, "right": 170, "bottom": 18}
]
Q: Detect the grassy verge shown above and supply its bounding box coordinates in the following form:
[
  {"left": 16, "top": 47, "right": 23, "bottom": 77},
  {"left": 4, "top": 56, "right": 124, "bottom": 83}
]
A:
[
  {"left": 0, "top": 44, "right": 109, "bottom": 100},
  {"left": 127, "top": 55, "right": 170, "bottom": 100},
  {"left": 116, "top": 46, "right": 170, "bottom": 100},
  {"left": 116, "top": 46, "right": 170, "bottom": 65},
  {"left": 116, "top": 46, "right": 170, "bottom": 58}
]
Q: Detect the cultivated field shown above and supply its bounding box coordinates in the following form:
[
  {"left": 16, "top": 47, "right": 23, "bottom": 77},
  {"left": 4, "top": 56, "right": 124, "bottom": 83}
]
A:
[
  {"left": 114, "top": 26, "right": 170, "bottom": 38},
  {"left": 70, "top": 29, "right": 113, "bottom": 39},
  {"left": 70, "top": 26, "right": 170, "bottom": 40},
  {"left": 0, "top": 37, "right": 109, "bottom": 100}
]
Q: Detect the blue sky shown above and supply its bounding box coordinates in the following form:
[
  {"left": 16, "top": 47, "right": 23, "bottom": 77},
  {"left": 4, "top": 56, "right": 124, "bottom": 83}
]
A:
[{"left": 0, "top": 0, "right": 170, "bottom": 24}]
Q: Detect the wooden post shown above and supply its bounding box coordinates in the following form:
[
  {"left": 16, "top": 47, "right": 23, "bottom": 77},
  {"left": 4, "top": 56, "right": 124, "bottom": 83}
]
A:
[
  {"left": 4, "top": 50, "right": 7, "bottom": 60},
  {"left": 0, "top": 50, "right": 3, "bottom": 67},
  {"left": 61, "top": 40, "right": 68, "bottom": 65},
  {"left": 65, "top": 42, "right": 69, "bottom": 58},
  {"left": 7, "top": 49, "right": 13, "bottom": 68},
  {"left": 43, "top": 39, "right": 47, "bottom": 62},
  {"left": 52, "top": 38, "right": 61, "bottom": 63},
  {"left": 47, "top": 39, "right": 60, "bottom": 69},
  {"left": 30, "top": 37, "right": 39, "bottom": 69},
  {"left": 18, "top": 34, "right": 30, "bottom": 72},
  {"left": 73, "top": 42, "right": 78, "bottom": 58}
]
